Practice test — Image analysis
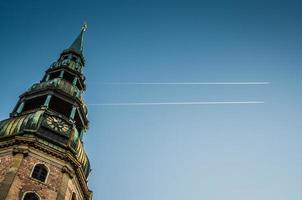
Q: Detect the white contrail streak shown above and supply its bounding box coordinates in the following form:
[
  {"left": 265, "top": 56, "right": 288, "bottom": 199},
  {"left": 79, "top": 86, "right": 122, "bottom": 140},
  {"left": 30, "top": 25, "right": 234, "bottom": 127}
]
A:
[
  {"left": 100, "top": 82, "right": 271, "bottom": 85},
  {"left": 88, "top": 101, "right": 265, "bottom": 106}
]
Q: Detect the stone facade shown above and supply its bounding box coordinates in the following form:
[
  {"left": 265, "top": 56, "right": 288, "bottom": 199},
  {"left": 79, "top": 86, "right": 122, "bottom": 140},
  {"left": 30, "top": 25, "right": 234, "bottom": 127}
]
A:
[
  {"left": 0, "top": 155, "right": 13, "bottom": 184},
  {"left": 0, "top": 145, "right": 88, "bottom": 200}
]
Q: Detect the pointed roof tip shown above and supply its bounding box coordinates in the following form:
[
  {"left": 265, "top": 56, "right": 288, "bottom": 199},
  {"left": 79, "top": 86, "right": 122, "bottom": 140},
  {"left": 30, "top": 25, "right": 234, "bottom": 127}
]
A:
[
  {"left": 82, "top": 22, "right": 88, "bottom": 32},
  {"left": 69, "top": 23, "right": 88, "bottom": 54}
]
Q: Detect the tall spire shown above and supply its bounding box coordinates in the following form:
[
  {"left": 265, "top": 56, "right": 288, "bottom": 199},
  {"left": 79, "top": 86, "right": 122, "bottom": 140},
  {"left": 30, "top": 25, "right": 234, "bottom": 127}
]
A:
[
  {"left": 0, "top": 24, "right": 93, "bottom": 199},
  {"left": 69, "top": 23, "right": 88, "bottom": 53}
]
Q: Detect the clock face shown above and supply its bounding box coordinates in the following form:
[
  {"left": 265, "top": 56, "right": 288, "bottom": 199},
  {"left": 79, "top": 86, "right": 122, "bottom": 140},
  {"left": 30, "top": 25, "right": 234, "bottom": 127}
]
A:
[{"left": 46, "top": 116, "right": 69, "bottom": 133}]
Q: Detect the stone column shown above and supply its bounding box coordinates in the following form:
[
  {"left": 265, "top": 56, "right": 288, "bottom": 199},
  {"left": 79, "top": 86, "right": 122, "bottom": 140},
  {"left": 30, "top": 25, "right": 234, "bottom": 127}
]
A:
[
  {"left": 0, "top": 147, "right": 28, "bottom": 200},
  {"left": 56, "top": 166, "right": 73, "bottom": 200},
  {"left": 69, "top": 106, "right": 77, "bottom": 120},
  {"left": 16, "top": 102, "right": 25, "bottom": 114},
  {"left": 59, "top": 70, "right": 65, "bottom": 78},
  {"left": 45, "top": 74, "right": 50, "bottom": 81},
  {"left": 44, "top": 94, "right": 52, "bottom": 108}
]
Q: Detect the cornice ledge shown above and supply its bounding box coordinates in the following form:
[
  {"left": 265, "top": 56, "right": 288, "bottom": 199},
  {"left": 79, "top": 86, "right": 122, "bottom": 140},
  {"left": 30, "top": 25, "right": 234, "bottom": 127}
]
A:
[
  {"left": 12, "top": 146, "right": 29, "bottom": 157},
  {"left": 62, "top": 165, "right": 74, "bottom": 179}
]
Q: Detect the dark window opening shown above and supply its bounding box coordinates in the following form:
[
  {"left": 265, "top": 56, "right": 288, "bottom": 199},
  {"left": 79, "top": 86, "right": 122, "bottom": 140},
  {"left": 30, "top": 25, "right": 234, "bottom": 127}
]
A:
[
  {"left": 71, "top": 56, "right": 77, "bottom": 62},
  {"left": 23, "top": 192, "right": 40, "bottom": 200},
  {"left": 74, "top": 110, "right": 83, "bottom": 135},
  {"left": 49, "top": 96, "right": 72, "bottom": 118},
  {"left": 23, "top": 96, "right": 47, "bottom": 112},
  {"left": 73, "top": 91, "right": 78, "bottom": 97},
  {"left": 40, "top": 128, "right": 69, "bottom": 144},
  {"left": 63, "top": 71, "right": 75, "bottom": 84},
  {"left": 49, "top": 71, "right": 61, "bottom": 80},
  {"left": 31, "top": 164, "right": 48, "bottom": 182}
]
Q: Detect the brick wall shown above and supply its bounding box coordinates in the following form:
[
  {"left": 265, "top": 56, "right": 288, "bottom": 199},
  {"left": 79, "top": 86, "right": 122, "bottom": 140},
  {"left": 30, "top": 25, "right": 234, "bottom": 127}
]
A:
[
  {"left": 0, "top": 147, "right": 86, "bottom": 200},
  {"left": 16, "top": 155, "right": 62, "bottom": 199},
  {"left": 3, "top": 154, "right": 61, "bottom": 199}
]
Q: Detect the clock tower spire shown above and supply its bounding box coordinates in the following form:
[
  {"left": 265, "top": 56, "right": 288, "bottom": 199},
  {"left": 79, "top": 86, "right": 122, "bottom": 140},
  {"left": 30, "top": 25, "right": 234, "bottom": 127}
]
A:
[{"left": 0, "top": 25, "right": 93, "bottom": 200}]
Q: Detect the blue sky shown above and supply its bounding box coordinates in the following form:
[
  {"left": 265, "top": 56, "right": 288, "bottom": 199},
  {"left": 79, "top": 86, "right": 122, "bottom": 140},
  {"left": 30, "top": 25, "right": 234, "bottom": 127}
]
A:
[{"left": 1, "top": 0, "right": 302, "bottom": 199}]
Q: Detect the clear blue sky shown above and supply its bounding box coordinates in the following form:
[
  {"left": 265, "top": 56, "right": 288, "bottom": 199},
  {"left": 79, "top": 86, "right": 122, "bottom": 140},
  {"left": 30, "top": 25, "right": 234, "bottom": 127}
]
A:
[{"left": 1, "top": 0, "right": 302, "bottom": 199}]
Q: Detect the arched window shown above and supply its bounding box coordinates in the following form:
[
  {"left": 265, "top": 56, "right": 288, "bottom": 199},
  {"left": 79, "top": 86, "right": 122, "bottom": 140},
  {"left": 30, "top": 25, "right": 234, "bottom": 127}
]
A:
[
  {"left": 23, "top": 192, "right": 40, "bottom": 200},
  {"left": 31, "top": 164, "right": 48, "bottom": 182}
]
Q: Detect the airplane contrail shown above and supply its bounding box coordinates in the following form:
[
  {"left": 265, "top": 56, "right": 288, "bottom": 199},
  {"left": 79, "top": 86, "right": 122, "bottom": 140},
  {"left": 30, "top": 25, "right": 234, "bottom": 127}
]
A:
[
  {"left": 88, "top": 101, "right": 265, "bottom": 106},
  {"left": 100, "top": 82, "right": 271, "bottom": 85}
]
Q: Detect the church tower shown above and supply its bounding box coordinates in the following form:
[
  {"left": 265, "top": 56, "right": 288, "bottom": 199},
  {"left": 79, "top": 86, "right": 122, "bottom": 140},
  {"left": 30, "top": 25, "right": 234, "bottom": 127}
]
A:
[{"left": 0, "top": 25, "right": 92, "bottom": 200}]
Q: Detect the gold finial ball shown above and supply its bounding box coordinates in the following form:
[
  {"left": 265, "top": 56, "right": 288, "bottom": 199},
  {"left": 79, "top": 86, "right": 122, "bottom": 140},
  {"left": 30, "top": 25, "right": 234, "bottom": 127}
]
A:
[{"left": 82, "top": 22, "right": 88, "bottom": 32}]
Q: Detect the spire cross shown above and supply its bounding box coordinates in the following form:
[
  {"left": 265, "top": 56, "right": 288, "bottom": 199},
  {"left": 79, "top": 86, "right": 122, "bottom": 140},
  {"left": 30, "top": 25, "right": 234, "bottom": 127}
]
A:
[{"left": 82, "top": 22, "right": 88, "bottom": 32}]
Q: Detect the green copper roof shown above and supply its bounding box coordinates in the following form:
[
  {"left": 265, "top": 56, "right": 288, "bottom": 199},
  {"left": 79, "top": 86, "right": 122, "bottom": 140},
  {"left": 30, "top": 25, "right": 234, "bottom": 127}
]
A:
[
  {"left": 0, "top": 110, "right": 44, "bottom": 136},
  {"left": 69, "top": 23, "right": 88, "bottom": 53}
]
